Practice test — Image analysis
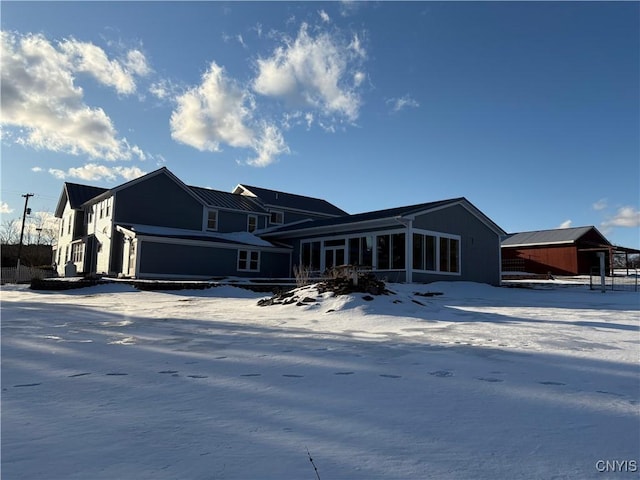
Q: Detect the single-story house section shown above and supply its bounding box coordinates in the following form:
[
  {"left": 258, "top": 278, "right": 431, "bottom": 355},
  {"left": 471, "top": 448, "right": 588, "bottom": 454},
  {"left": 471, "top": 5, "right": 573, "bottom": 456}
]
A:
[
  {"left": 260, "top": 198, "right": 506, "bottom": 286},
  {"left": 501, "top": 226, "right": 614, "bottom": 275}
]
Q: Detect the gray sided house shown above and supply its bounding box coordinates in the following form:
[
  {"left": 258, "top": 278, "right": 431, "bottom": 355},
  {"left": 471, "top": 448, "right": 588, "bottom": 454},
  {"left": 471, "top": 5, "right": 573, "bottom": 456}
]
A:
[
  {"left": 54, "top": 167, "right": 505, "bottom": 285},
  {"left": 261, "top": 198, "right": 506, "bottom": 286}
]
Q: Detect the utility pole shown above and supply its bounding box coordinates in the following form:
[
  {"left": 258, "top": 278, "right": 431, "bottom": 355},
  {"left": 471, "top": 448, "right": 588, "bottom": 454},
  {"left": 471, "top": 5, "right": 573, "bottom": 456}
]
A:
[{"left": 16, "top": 193, "right": 34, "bottom": 272}]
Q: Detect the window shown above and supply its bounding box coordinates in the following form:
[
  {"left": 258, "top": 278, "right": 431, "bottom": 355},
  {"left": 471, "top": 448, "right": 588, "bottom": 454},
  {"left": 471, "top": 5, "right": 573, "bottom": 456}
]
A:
[
  {"left": 238, "top": 250, "right": 260, "bottom": 271},
  {"left": 61, "top": 218, "right": 65, "bottom": 236},
  {"left": 247, "top": 215, "right": 257, "bottom": 233},
  {"left": 412, "top": 232, "right": 459, "bottom": 273},
  {"left": 206, "top": 210, "right": 218, "bottom": 231},
  {"left": 87, "top": 206, "right": 94, "bottom": 224},
  {"left": 99, "top": 202, "right": 104, "bottom": 219},
  {"left": 440, "top": 237, "right": 460, "bottom": 273},
  {"left": 348, "top": 236, "right": 373, "bottom": 267},
  {"left": 71, "top": 243, "right": 84, "bottom": 263},
  {"left": 269, "top": 210, "right": 284, "bottom": 225},
  {"left": 67, "top": 215, "right": 72, "bottom": 234},
  {"left": 376, "top": 233, "right": 405, "bottom": 270},
  {"left": 301, "top": 241, "right": 321, "bottom": 270},
  {"left": 105, "top": 199, "right": 111, "bottom": 217}
]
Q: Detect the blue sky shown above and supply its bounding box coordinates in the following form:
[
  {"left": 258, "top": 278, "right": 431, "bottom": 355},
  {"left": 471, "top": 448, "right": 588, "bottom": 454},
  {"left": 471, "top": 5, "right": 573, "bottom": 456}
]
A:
[{"left": 1, "top": 1, "right": 639, "bottom": 249}]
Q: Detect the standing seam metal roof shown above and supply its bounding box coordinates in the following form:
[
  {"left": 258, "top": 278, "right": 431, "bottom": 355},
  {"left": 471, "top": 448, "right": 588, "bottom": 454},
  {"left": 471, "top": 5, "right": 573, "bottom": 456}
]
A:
[
  {"left": 189, "top": 186, "right": 267, "bottom": 213},
  {"left": 237, "top": 184, "right": 348, "bottom": 216},
  {"left": 501, "top": 226, "right": 609, "bottom": 247}
]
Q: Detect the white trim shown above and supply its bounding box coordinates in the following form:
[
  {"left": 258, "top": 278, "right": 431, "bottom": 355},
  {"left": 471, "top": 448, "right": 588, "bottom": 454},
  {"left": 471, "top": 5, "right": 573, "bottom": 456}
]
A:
[
  {"left": 130, "top": 234, "right": 291, "bottom": 253},
  {"left": 247, "top": 214, "right": 258, "bottom": 232},
  {"left": 269, "top": 209, "right": 284, "bottom": 225},
  {"left": 237, "top": 249, "right": 261, "bottom": 272},
  {"left": 501, "top": 240, "right": 574, "bottom": 248},
  {"left": 204, "top": 208, "right": 219, "bottom": 231}
]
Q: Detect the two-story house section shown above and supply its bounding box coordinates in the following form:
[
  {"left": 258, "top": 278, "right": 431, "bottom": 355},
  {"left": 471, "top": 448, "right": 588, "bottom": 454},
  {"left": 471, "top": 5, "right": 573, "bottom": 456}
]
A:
[
  {"left": 54, "top": 182, "right": 108, "bottom": 273},
  {"left": 54, "top": 167, "right": 348, "bottom": 280},
  {"left": 233, "top": 184, "right": 348, "bottom": 227}
]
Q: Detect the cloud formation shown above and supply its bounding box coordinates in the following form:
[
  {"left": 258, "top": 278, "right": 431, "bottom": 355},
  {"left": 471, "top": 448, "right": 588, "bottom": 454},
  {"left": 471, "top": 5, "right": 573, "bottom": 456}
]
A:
[
  {"left": 1, "top": 202, "right": 14, "bottom": 214},
  {"left": 557, "top": 220, "right": 572, "bottom": 229},
  {"left": 592, "top": 198, "right": 607, "bottom": 211},
  {"left": 253, "top": 23, "right": 365, "bottom": 122},
  {"left": 0, "top": 31, "right": 148, "bottom": 161},
  {"left": 387, "top": 94, "right": 420, "bottom": 113},
  {"left": 48, "top": 163, "right": 146, "bottom": 182},
  {"left": 170, "top": 62, "right": 288, "bottom": 167},
  {"left": 602, "top": 206, "right": 640, "bottom": 228}
]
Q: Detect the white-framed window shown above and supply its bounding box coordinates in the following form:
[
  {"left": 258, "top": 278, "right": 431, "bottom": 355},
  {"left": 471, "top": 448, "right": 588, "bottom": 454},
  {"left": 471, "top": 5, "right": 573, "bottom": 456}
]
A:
[
  {"left": 238, "top": 250, "right": 260, "bottom": 271},
  {"left": 269, "top": 210, "right": 284, "bottom": 225},
  {"left": 105, "top": 199, "right": 111, "bottom": 217},
  {"left": 376, "top": 233, "right": 405, "bottom": 270},
  {"left": 412, "top": 231, "right": 460, "bottom": 274},
  {"left": 206, "top": 209, "right": 218, "bottom": 231},
  {"left": 247, "top": 214, "right": 258, "bottom": 233},
  {"left": 61, "top": 218, "right": 65, "bottom": 236},
  {"left": 71, "top": 243, "right": 84, "bottom": 263},
  {"left": 67, "top": 215, "right": 72, "bottom": 234},
  {"left": 86, "top": 206, "right": 94, "bottom": 225}
]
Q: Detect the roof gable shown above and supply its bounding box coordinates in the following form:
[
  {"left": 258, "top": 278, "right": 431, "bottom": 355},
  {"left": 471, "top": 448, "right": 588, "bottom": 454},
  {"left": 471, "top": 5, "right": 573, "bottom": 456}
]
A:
[
  {"left": 234, "top": 184, "right": 348, "bottom": 217},
  {"left": 55, "top": 183, "right": 108, "bottom": 217},
  {"left": 501, "top": 226, "right": 611, "bottom": 248},
  {"left": 261, "top": 197, "right": 505, "bottom": 237}
]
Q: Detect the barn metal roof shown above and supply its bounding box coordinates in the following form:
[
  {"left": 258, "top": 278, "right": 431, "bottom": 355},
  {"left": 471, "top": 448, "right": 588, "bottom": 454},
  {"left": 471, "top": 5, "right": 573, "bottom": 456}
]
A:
[
  {"left": 234, "top": 184, "right": 348, "bottom": 217},
  {"left": 501, "top": 226, "right": 610, "bottom": 247},
  {"left": 189, "top": 186, "right": 267, "bottom": 213}
]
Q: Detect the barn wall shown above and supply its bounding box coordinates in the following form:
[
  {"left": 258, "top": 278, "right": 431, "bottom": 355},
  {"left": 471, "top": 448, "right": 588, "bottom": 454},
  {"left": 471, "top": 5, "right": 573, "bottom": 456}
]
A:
[{"left": 502, "top": 245, "right": 579, "bottom": 275}]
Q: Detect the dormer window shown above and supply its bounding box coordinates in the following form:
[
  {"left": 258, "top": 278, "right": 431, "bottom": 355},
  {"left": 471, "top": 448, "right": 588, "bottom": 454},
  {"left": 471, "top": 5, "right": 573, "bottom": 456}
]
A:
[
  {"left": 206, "top": 209, "right": 218, "bottom": 231},
  {"left": 269, "top": 210, "right": 284, "bottom": 225},
  {"left": 247, "top": 215, "right": 257, "bottom": 233}
]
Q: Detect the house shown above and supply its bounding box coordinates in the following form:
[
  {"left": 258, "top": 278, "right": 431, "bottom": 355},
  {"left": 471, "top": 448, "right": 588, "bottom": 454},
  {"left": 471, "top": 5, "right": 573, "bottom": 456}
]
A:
[
  {"left": 501, "top": 226, "right": 613, "bottom": 275},
  {"left": 260, "top": 198, "right": 506, "bottom": 285},
  {"left": 54, "top": 167, "right": 506, "bottom": 285}
]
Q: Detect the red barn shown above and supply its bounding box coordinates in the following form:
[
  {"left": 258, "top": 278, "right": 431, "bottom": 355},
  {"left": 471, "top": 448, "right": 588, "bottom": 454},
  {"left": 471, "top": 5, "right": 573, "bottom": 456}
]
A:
[{"left": 501, "top": 226, "right": 612, "bottom": 276}]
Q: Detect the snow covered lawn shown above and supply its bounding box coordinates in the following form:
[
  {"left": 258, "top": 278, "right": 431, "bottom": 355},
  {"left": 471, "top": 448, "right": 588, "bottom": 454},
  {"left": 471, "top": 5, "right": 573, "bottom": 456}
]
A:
[{"left": 1, "top": 282, "right": 638, "bottom": 479}]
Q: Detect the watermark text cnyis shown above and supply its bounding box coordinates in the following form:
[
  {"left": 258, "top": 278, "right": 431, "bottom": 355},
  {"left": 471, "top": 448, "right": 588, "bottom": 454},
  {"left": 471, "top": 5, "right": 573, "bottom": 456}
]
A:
[{"left": 595, "top": 460, "right": 637, "bottom": 473}]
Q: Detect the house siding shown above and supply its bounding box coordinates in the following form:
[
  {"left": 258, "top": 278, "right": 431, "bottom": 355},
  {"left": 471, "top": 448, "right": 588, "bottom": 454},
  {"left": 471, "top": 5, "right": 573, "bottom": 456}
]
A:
[
  {"left": 114, "top": 174, "right": 203, "bottom": 230},
  {"left": 215, "top": 210, "right": 267, "bottom": 233},
  {"left": 412, "top": 205, "right": 501, "bottom": 285},
  {"left": 138, "top": 241, "right": 290, "bottom": 278}
]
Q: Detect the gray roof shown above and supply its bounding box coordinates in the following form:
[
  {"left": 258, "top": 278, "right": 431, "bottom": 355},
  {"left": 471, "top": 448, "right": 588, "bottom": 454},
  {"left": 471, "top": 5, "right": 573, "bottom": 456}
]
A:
[
  {"left": 501, "top": 226, "right": 610, "bottom": 247},
  {"left": 189, "top": 186, "right": 267, "bottom": 213},
  {"left": 262, "top": 197, "right": 504, "bottom": 237},
  {"left": 55, "top": 183, "right": 109, "bottom": 217},
  {"left": 237, "top": 184, "right": 348, "bottom": 217}
]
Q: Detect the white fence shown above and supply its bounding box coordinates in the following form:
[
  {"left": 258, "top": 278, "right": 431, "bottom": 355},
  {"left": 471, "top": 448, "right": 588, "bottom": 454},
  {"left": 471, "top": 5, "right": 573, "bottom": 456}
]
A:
[{"left": 1, "top": 266, "right": 57, "bottom": 285}]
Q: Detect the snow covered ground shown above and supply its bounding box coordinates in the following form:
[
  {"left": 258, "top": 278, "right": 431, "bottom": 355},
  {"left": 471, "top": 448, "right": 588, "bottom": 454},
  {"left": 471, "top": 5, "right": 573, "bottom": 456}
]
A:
[{"left": 1, "top": 281, "right": 638, "bottom": 479}]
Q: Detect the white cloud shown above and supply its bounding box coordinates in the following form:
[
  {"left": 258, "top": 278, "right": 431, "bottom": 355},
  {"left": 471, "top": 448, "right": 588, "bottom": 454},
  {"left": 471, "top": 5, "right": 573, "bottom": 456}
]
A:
[
  {"left": 253, "top": 23, "right": 365, "bottom": 122},
  {"left": 245, "top": 122, "right": 290, "bottom": 167},
  {"left": 602, "top": 206, "right": 640, "bottom": 228},
  {"left": 48, "top": 163, "right": 146, "bottom": 182},
  {"left": 31, "top": 166, "right": 43, "bottom": 173},
  {"left": 387, "top": 94, "right": 420, "bottom": 113},
  {"left": 557, "top": 220, "right": 572, "bottom": 229},
  {"left": 1, "top": 201, "right": 14, "bottom": 214},
  {"left": 170, "top": 62, "right": 287, "bottom": 167},
  {"left": 171, "top": 62, "right": 255, "bottom": 152},
  {"left": 1, "top": 31, "right": 147, "bottom": 161},
  {"left": 319, "top": 10, "right": 331, "bottom": 23},
  {"left": 592, "top": 198, "right": 607, "bottom": 211}
]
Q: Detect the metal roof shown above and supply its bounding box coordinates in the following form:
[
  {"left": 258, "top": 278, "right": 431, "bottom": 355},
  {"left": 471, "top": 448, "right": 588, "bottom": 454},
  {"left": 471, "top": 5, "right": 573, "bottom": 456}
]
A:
[
  {"left": 189, "top": 186, "right": 267, "bottom": 213},
  {"left": 261, "top": 197, "right": 472, "bottom": 236},
  {"left": 55, "top": 183, "right": 109, "bottom": 217},
  {"left": 235, "top": 184, "right": 348, "bottom": 217},
  {"left": 501, "top": 226, "right": 610, "bottom": 247}
]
